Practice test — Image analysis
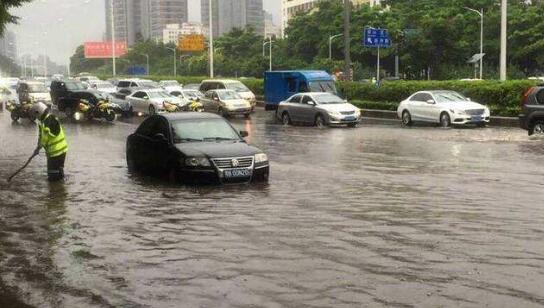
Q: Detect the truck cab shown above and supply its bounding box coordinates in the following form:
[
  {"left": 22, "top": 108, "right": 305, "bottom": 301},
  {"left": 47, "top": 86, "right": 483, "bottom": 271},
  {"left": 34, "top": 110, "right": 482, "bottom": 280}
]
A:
[{"left": 264, "top": 70, "right": 338, "bottom": 110}]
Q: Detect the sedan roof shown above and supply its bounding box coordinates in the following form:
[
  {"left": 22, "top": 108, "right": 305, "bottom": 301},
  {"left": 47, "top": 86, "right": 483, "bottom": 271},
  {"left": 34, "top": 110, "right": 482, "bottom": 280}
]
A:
[{"left": 161, "top": 112, "right": 223, "bottom": 121}]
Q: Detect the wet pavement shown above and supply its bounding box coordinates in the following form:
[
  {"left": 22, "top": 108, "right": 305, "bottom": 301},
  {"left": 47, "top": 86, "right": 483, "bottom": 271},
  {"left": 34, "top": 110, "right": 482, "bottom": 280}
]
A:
[{"left": 0, "top": 109, "right": 543, "bottom": 308}]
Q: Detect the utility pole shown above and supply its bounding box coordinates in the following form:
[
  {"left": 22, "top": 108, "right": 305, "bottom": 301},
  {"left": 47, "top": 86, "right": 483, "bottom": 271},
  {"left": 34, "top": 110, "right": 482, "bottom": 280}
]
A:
[
  {"left": 500, "top": 0, "right": 507, "bottom": 81},
  {"left": 111, "top": 0, "right": 116, "bottom": 76},
  {"left": 263, "top": 37, "right": 273, "bottom": 71},
  {"left": 343, "top": 0, "right": 351, "bottom": 81},
  {"left": 464, "top": 7, "right": 484, "bottom": 79},
  {"left": 208, "top": 0, "right": 214, "bottom": 78},
  {"left": 328, "top": 34, "right": 343, "bottom": 60}
]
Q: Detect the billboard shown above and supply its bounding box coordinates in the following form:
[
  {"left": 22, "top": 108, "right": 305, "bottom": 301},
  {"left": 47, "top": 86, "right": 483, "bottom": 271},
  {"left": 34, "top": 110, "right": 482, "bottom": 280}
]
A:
[
  {"left": 84, "top": 42, "right": 127, "bottom": 59},
  {"left": 178, "top": 34, "right": 205, "bottom": 52}
]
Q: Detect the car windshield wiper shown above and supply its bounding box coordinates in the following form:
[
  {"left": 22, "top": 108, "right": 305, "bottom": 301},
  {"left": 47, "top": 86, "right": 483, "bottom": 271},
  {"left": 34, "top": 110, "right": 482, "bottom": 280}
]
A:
[
  {"left": 203, "top": 137, "right": 238, "bottom": 142},
  {"left": 174, "top": 137, "right": 203, "bottom": 143}
]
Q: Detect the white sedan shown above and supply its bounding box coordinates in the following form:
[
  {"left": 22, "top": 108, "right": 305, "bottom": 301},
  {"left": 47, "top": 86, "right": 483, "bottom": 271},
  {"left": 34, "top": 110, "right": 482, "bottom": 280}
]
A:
[
  {"left": 397, "top": 90, "right": 490, "bottom": 127},
  {"left": 127, "top": 89, "right": 183, "bottom": 115}
]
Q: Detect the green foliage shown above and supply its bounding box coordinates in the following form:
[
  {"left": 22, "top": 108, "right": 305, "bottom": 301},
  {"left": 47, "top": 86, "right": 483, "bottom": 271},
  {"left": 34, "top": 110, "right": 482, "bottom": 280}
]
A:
[
  {"left": 0, "top": 0, "right": 31, "bottom": 35},
  {"left": 70, "top": 45, "right": 106, "bottom": 74}
]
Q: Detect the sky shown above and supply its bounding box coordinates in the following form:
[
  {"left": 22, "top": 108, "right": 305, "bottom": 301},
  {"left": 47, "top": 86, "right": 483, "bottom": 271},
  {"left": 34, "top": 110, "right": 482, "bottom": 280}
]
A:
[{"left": 9, "top": 0, "right": 281, "bottom": 65}]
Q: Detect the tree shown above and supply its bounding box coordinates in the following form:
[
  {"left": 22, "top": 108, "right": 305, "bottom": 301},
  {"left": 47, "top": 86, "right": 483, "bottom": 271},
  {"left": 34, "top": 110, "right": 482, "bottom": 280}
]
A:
[{"left": 0, "top": 0, "right": 32, "bottom": 35}]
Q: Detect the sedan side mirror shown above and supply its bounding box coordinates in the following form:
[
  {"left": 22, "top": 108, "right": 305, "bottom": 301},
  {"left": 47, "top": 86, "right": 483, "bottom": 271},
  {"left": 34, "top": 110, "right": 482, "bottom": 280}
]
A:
[
  {"left": 143, "top": 96, "right": 149, "bottom": 100},
  {"left": 239, "top": 130, "right": 249, "bottom": 138},
  {"left": 426, "top": 99, "right": 436, "bottom": 104},
  {"left": 466, "top": 97, "right": 472, "bottom": 101},
  {"left": 153, "top": 133, "right": 168, "bottom": 142},
  {"left": 213, "top": 97, "right": 219, "bottom": 101}
]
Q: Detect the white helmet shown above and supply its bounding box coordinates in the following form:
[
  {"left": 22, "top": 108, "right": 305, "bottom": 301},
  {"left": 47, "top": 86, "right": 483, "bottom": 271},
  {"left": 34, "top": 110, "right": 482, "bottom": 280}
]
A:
[{"left": 30, "top": 102, "right": 48, "bottom": 120}]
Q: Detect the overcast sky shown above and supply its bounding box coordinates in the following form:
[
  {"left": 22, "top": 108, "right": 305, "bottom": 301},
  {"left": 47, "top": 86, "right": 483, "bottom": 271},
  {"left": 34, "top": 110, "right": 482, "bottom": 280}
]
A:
[{"left": 9, "top": 0, "right": 281, "bottom": 65}]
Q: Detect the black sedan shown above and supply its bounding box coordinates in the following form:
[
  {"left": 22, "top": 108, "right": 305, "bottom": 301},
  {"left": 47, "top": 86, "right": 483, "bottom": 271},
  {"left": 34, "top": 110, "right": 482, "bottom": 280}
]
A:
[{"left": 126, "top": 113, "right": 269, "bottom": 184}]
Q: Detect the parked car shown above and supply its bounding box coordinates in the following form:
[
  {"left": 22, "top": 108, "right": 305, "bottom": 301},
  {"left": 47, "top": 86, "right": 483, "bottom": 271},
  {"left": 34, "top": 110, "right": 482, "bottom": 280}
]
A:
[
  {"left": 90, "top": 81, "right": 117, "bottom": 94},
  {"left": 397, "top": 90, "right": 490, "bottom": 128},
  {"left": 200, "top": 89, "right": 252, "bottom": 118},
  {"left": 50, "top": 79, "right": 87, "bottom": 105},
  {"left": 159, "top": 80, "right": 183, "bottom": 93},
  {"left": 170, "top": 89, "right": 203, "bottom": 101},
  {"left": 17, "top": 81, "right": 52, "bottom": 105},
  {"left": 0, "top": 84, "right": 19, "bottom": 105},
  {"left": 126, "top": 113, "right": 269, "bottom": 184},
  {"left": 126, "top": 88, "right": 183, "bottom": 115},
  {"left": 277, "top": 92, "right": 361, "bottom": 128},
  {"left": 519, "top": 86, "right": 544, "bottom": 136},
  {"left": 199, "top": 79, "right": 256, "bottom": 110},
  {"left": 116, "top": 79, "right": 158, "bottom": 97}
]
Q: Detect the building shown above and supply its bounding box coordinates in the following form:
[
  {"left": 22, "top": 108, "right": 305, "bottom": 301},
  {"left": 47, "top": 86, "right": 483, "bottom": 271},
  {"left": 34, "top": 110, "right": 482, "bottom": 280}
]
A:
[
  {"left": 105, "top": 0, "right": 188, "bottom": 46},
  {"left": 141, "top": 0, "right": 189, "bottom": 42},
  {"left": 0, "top": 30, "right": 17, "bottom": 60},
  {"left": 202, "top": 0, "right": 264, "bottom": 38},
  {"left": 281, "top": 0, "right": 377, "bottom": 36},
  {"left": 264, "top": 11, "right": 281, "bottom": 39},
  {"left": 162, "top": 22, "right": 205, "bottom": 44}
]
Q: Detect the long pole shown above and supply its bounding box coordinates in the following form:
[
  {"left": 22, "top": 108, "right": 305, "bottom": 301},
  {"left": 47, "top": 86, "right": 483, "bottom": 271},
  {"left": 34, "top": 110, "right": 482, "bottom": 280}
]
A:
[
  {"left": 145, "top": 54, "right": 149, "bottom": 75},
  {"left": 328, "top": 34, "right": 343, "bottom": 60},
  {"left": 500, "top": 0, "right": 507, "bottom": 81},
  {"left": 343, "top": 0, "right": 351, "bottom": 81},
  {"left": 174, "top": 48, "right": 177, "bottom": 77},
  {"left": 479, "top": 9, "right": 484, "bottom": 79},
  {"left": 269, "top": 37, "right": 272, "bottom": 71},
  {"left": 377, "top": 46, "right": 380, "bottom": 83},
  {"left": 208, "top": 0, "right": 214, "bottom": 78},
  {"left": 111, "top": 0, "right": 116, "bottom": 76}
]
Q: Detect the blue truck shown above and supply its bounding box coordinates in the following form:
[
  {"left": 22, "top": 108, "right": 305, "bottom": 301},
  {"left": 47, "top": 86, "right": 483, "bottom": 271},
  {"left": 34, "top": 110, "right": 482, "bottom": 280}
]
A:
[{"left": 264, "top": 70, "right": 338, "bottom": 110}]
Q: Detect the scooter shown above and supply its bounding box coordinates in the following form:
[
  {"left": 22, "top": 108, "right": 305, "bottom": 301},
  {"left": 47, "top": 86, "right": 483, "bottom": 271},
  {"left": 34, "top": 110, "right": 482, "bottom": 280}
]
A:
[
  {"left": 180, "top": 100, "right": 204, "bottom": 112},
  {"left": 76, "top": 99, "right": 117, "bottom": 122},
  {"left": 163, "top": 101, "right": 182, "bottom": 113},
  {"left": 6, "top": 99, "right": 34, "bottom": 122}
]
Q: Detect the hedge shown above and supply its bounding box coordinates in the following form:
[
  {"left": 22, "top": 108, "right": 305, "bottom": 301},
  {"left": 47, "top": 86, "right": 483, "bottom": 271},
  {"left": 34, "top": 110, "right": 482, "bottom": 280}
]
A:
[{"left": 97, "top": 75, "right": 536, "bottom": 117}]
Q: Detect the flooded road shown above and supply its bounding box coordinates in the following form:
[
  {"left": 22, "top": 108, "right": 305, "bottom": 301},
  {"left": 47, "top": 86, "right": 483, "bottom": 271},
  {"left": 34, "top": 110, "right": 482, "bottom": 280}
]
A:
[{"left": 1, "top": 109, "right": 543, "bottom": 308}]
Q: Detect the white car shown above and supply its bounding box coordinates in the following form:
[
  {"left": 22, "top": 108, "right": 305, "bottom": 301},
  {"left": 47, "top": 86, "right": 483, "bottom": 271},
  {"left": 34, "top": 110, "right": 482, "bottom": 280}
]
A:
[
  {"left": 90, "top": 81, "right": 117, "bottom": 94},
  {"left": 159, "top": 80, "right": 183, "bottom": 93},
  {"left": 397, "top": 90, "right": 490, "bottom": 127},
  {"left": 201, "top": 89, "right": 252, "bottom": 118},
  {"left": 199, "top": 79, "right": 256, "bottom": 109},
  {"left": 127, "top": 89, "right": 183, "bottom": 115},
  {"left": 276, "top": 92, "right": 361, "bottom": 127}
]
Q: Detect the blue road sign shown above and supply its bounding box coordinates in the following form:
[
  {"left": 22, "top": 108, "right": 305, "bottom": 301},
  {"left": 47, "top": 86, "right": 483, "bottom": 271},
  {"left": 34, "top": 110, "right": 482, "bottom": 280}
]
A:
[
  {"left": 128, "top": 66, "right": 147, "bottom": 75},
  {"left": 363, "top": 28, "right": 392, "bottom": 48}
]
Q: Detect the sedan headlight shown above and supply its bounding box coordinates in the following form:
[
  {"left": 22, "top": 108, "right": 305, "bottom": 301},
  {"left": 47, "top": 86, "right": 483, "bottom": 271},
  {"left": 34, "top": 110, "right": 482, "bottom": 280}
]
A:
[
  {"left": 451, "top": 109, "right": 467, "bottom": 115},
  {"left": 354, "top": 109, "right": 361, "bottom": 117},
  {"left": 328, "top": 110, "right": 342, "bottom": 117},
  {"left": 184, "top": 157, "right": 211, "bottom": 167},
  {"left": 254, "top": 153, "right": 268, "bottom": 164}
]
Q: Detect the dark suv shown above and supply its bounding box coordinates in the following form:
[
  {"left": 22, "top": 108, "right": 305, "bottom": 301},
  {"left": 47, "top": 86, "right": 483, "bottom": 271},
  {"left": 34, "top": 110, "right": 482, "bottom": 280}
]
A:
[{"left": 519, "top": 86, "right": 544, "bottom": 136}]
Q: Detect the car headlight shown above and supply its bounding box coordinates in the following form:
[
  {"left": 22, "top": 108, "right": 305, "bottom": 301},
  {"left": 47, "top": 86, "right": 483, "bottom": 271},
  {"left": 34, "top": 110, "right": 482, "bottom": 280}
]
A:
[
  {"left": 328, "top": 110, "right": 342, "bottom": 117},
  {"left": 254, "top": 153, "right": 268, "bottom": 164},
  {"left": 354, "top": 109, "right": 361, "bottom": 117},
  {"left": 184, "top": 157, "right": 211, "bottom": 167},
  {"left": 451, "top": 109, "right": 466, "bottom": 115}
]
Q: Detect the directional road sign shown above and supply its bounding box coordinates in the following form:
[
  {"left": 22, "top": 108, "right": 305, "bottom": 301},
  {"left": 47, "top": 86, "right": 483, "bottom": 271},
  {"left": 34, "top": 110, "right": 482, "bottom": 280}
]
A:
[{"left": 363, "top": 28, "right": 392, "bottom": 48}]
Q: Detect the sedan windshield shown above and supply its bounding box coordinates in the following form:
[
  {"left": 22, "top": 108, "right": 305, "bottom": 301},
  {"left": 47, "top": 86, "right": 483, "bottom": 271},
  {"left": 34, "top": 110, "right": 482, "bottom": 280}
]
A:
[
  {"left": 148, "top": 91, "right": 173, "bottom": 99},
  {"left": 28, "top": 84, "right": 47, "bottom": 93},
  {"left": 309, "top": 81, "right": 337, "bottom": 93},
  {"left": 434, "top": 92, "right": 467, "bottom": 103},
  {"left": 95, "top": 83, "right": 113, "bottom": 89},
  {"left": 161, "top": 81, "right": 179, "bottom": 86},
  {"left": 171, "top": 119, "right": 241, "bottom": 143},
  {"left": 313, "top": 93, "right": 344, "bottom": 104},
  {"left": 218, "top": 91, "right": 242, "bottom": 100},
  {"left": 65, "top": 81, "right": 86, "bottom": 91},
  {"left": 184, "top": 90, "right": 203, "bottom": 99},
  {"left": 225, "top": 82, "right": 250, "bottom": 93}
]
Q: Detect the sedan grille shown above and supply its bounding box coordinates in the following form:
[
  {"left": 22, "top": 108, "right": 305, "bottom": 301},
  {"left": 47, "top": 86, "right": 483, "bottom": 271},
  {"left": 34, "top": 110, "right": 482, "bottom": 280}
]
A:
[
  {"left": 465, "top": 109, "right": 485, "bottom": 116},
  {"left": 212, "top": 157, "right": 254, "bottom": 169},
  {"left": 341, "top": 111, "right": 355, "bottom": 115}
]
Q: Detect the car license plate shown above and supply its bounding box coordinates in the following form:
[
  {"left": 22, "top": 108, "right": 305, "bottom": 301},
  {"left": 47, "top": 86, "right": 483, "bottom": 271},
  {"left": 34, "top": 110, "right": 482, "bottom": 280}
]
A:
[
  {"left": 471, "top": 115, "right": 482, "bottom": 122},
  {"left": 224, "top": 168, "right": 251, "bottom": 178},
  {"left": 344, "top": 116, "right": 356, "bottom": 121}
]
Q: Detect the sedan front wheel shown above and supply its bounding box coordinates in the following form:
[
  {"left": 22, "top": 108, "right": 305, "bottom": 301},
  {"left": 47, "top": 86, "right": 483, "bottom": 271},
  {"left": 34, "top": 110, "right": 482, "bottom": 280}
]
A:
[{"left": 440, "top": 112, "right": 451, "bottom": 128}]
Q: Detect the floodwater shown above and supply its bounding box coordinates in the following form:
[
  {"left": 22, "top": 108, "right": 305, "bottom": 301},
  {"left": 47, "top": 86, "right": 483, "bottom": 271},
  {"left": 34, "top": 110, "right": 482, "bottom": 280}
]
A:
[{"left": 1, "top": 109, "right": 543, "bottom": 308}]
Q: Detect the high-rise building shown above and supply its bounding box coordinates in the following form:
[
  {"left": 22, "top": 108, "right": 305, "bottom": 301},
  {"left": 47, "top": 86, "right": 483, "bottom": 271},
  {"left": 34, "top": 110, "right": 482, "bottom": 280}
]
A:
[
  {"left": 162, "top": 22, "right": 206, "bottom": 44},
  {"left": 281, "top": 0, "right": 377, "bottom": 36},
  {"left": 202, "top": 0, "right": 264, "bottom": 38},
  {"left": 264, "top": 11, "right": 281, "bottom": 39},
  {"left": 141, "top": 0, "right": 189, "bottom": 42},
  {"left": 105, "top": 0, "right": 188, "bottom": 46},
  {"left": 0, "top": 31, "right": 17, "bottom": 60}
]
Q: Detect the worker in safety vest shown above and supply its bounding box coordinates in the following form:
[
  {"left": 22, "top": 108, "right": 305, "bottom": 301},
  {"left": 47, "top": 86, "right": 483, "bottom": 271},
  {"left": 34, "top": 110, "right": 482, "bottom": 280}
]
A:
[{"left": 30, "top": 102, "right": 68, "bottom": 181}]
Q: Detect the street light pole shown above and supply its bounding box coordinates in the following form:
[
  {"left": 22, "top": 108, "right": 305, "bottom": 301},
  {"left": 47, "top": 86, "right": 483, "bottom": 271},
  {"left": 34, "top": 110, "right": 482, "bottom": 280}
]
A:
[
  {"left": 263, "top": 38, "right": 273, "bottom": 71},
  {"left": 328, "top": 33, "right": 343, "bottom": 60},
  {"left": 343, "top": 0, "right": 351, "bottom": 81},
  {"left": 500, "top": 0, "right": 507, "bottom": 81},
  {"left": 111, "top": 0, "right": 116, "bottom": 76},
  {"left": 208, "top": 0, "right": 214, "bottom": 78},
  {"left": 144, "top": 54, "right": 149, "bottom": 75},
  {"left": 166, "top": 47, "right": 177, "bottom": 77},
  {"left": 464, "top": 7, "right": 484, "bottom": 79}
]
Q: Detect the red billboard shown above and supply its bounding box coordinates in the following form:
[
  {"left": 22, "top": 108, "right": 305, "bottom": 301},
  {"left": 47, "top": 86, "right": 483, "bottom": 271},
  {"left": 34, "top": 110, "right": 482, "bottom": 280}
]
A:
[{"left": 84, "top": 42, "right": 127, "bottom": 59}]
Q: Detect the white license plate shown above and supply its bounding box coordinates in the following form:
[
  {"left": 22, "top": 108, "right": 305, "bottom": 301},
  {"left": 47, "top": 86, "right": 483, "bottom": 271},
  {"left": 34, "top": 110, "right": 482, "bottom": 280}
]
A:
[
  {"left": 471, "top": 115, "right": 482, "bottom": 121},
  {"left": 224, "top": 168, "right": 251, "bottom": 178}
]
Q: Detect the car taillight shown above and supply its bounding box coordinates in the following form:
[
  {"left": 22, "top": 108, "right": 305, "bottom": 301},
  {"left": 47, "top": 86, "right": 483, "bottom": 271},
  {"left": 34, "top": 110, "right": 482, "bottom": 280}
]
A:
[{"left": 522, "top": 87, "right": 535, "bottom": 107}]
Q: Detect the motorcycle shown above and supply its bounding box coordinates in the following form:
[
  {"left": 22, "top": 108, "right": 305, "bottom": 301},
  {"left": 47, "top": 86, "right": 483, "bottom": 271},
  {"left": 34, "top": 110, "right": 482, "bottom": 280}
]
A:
[
  {"left": 76, "top": 99, "right": 117, "bottom": 122},
  {"left": 179, "top": 99, "right": 204, "bottom": 112},
  {"left": 163, "top": 101, "right": 181, "bottom": 113},
  {"left": 6, "top": 99, "right": 35, "bottom": 122}
]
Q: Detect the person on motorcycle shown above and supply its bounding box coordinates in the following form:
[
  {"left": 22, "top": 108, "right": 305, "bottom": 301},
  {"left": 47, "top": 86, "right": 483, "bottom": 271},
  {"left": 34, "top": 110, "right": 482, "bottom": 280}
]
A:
[{"left": 30, "top": 102, "right": 68, "bottom": 181}]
